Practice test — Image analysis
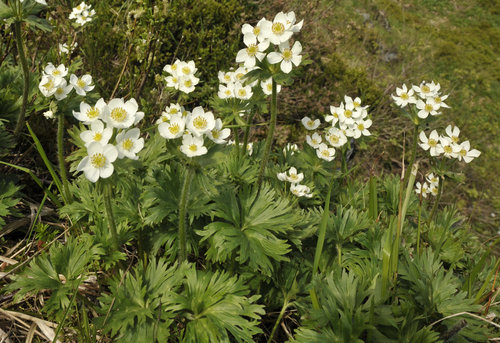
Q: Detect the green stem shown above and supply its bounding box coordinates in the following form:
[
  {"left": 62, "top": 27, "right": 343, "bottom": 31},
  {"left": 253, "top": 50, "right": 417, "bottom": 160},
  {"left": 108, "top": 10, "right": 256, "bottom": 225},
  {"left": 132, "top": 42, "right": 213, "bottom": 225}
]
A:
[
  {"left": 337, "top": 243, "right": 342, "bottom": 265},
  {"left": 428, "top": 176, "right": 443, "bottom": 224},
  {"left": 103, "top": 182, "right": 119, "bottom": 251},
  {"left": 267, "top": 299, "right": 289, "bottom": 343},
  {"left": 57, "top": 112, "right": 71, "bottom": 203},
  {"left": 13, "top": 21, "right": 30, "bottom": 138},
  {"left": 341, "top": 146, "right": 348, "bottom": 175},
  {"left": 178, "top": 167, "right": 194, "bottom": 262},
  {"left": 417, "top": 196, "right": 422, "bottom": 256},
  {"left": 309, "top": 170, "right": 336, "bottom": 309},
  {"left": 257, "top": 79, "right": 278, "bottom": 190},
  {"left": 403, "top": 125, "right": 419, "bottom": 188},
  {"left": 241, "top": 111, "right": 256, "bottom": 159},
  {"left": 233, "top": 126, "right": 240, "bottom": 157}
]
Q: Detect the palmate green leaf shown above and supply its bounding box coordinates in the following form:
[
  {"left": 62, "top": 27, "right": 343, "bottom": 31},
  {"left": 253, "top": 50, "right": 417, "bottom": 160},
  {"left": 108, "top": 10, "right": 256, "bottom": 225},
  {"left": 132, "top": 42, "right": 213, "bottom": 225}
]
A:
[
  {"left": 198, "top": 183, "right": 295, "bottom": 275},
  {"left": 96, "top": 259, "right": 187, "bottom": 342},
  {"left": 0, "top": 178, "right": 21, "bottom": 227},
  {"left": 7, "top": 235, "right": 102, "bottom": 319},
  {"left": 177, "top": 266, "right": 264, "bottom": 343},
  {"left": 327, "top": 205, "right": 371, "bottom": 245}
]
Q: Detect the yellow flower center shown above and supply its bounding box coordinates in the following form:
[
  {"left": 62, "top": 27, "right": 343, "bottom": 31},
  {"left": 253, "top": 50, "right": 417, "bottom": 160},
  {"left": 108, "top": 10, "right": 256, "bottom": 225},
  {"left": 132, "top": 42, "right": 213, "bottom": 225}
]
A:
[
  {"left": 93, "top": 132, "right": 102, "bottom": 141},
  {"left": 169, "top": 124, "right": 180, "bottom": 135},
  {"left": 289, "top": 174, "right": 298, "bottom": 181},
  {"left": 53, "top": 70, "right": 61, "bottom": 76},
  {"left": 189, "top": 144, "right": 198, "bottom": 152},
  {"left": 428, "top": 139, "right": 437, "bottom": 147},
  {"left": 77, "top": 78, "right": 86, "bottom": 88},
  {"left": 344, "top": 109, "right": 352, "bottom": 118},
  {"left": 451, "top": 136, "right": 459, "bottom": 143},
  {"left": 182, "top": 66, "right": 191, "bottom": 75},
  {"left": 172, "top": 77, "right": 178, "bottom": 83},
  {"left": 43, "top": 79, "right": 55, "bottom": 90},
  {"left": 238, "top": 89, "right": 247, "bottom": 97},
  {"left": 272, "top": 22, "right": 285, "bottom": 35},
  {"left": 353, "top": 101, "right": 360, "bottom": 107},
  {"left": 169, "top": 107, "right": 178, "bottom": 114},
  {"left": 171, "top": 64, "right": 177, "bottom": 71},
  {"left": 162, "top": 116, "right": 169, "bottom": 122},
  {"left": 90, "top": 153, "right": 106, "bottom": 168},
  {"left": 184, "top": 79, "right": 193, "bottom": 88},
  {"left": 329, "top": 135, "right": 339, "bottom": 144},
  {"left": 311, "top": 139, "right": 318, "bottom": 145},
  {"left": 434, "top": 97, "right": 441, "bottom": 103},
  {"left": 246, "top": 44, "right": 258, "bottom": 57},
  {"left": 459, "top": 149, "right": 467, "bottom": 157},
  {"left": 321, "top": 150, "right": 330, "bottom": 157},
  {"left": 307, "top": 120, "right": 314, "bottom": 127},
  {"left": 401, "top": 93, "right": 409, "bottom": 100},
  {"left": 224, "top": 89, "right": 232, "bottom": 96},
  {"left": 236, "top": 73, "right": 244, "bottom": 80},
  {"left": 86, "top": 107, "right": 99, "bottom": 119},
  {"left": 357, "top": 124, "right": 365, "bottom": 130},
  {"left": 421, "top": 85, "right": 430, "bottom": 93},
  {"left": 424, "top": 104, "right": 433, "bottom": 112},
  {"left": 122, "top": 138, "right": 134, "bottom": 151},
  {"left": 224, "top": 74, "right": 231, "bottom": 81},
  {"left": 193, "top": 116, "right": 207, "bottom": 130},
  {"left": 282, "top": 49, "right": 293, "bottom": 61},
  {"left": 253, "top": 27, "right": 260, "bottom": 36},
  {"left": 212, "top": 130, "right": 220, "bottom": 139},
  {"left": 444, "top": 145, "right": 452, "bottom": 154},
  {"left": 111, "top": 107, "right": 127, "bottom": 122},
  {"left": 56, "top": 87, "right": 64, "bottom": 94}
]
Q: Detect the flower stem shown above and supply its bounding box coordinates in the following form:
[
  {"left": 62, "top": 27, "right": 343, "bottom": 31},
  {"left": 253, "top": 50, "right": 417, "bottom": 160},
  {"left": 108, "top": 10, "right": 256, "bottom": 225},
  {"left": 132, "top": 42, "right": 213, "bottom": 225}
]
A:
[
  {"left": 103, "top": 182, "right": 119, "bottom": 251},
  {"left": 403, "top": 125, "right": 419, "bottom": 188},
  {"left": 57, "top": 112, "right": 71, "bottom": 204},
  {"left": 428, "top": 176, "right": 443, "bottom": 224},
  {"left": 178, "top": 167, "right": 194, "bottom": 262},
  {"left": 13, "top": 21, "right": 30, "bottom": 138},
  {"left": 267, "top": 298, "right": 289, "bottom": 343},
  {"left": 257, "top": 78, "right": 278, "bottom": 190},
  {"left": 416, "top": 196, "right": 423, "bottom": 256},
  {"left": 241, "top": 111, "right": 256, "bottom": 159}
]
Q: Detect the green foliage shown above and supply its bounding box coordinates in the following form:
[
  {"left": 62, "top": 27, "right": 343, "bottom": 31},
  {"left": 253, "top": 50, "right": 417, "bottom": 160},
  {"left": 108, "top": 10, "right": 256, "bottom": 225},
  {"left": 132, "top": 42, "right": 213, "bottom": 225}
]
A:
[
  {"left": 96, "top": 259, "right": 186, "bottom": 342},
  {"left": 198, "top": 183, "right": 296, "bottom": 276},
  {"left": 177, "top": 266, "right": 265, "bottom": 343},
  {"left": 0, "top": 178, "right": 21, "bottom": 227},
  {"left": 6, "top": 235, "right": 103, "bottom": 319}
]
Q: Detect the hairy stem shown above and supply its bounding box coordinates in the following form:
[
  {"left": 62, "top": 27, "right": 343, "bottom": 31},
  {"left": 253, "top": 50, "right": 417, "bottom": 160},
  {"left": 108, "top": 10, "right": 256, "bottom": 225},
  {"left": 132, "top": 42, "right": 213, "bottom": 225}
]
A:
[
  {"left": 103, "top": 182, "right": 119, "bottom": 251},
  {"left": 13, "top": 21, "right": 29, "bottom": 138},
  {"left": 242, "top": 111, "right": 256, "bottom": 159},
  {"left": 267, "top": 298, "right": 289, "bottom": 343},
  {"left": 57, "top": 112, "right": 71, "bottom": 204},
  {"left": 417, "top": 195, "right": 423, "bottom": 256},
  {"left": 428, "top": 176, "right": 443, "bottom": 224},
  {"left": 403, "top": 125, "right": 419, "bottom": 187},
  {"left": 257, "top": 79, "right": 278, "bottom": 190},
  {"left": 178, "top": 167, "right": 194, "bottom": 262}
]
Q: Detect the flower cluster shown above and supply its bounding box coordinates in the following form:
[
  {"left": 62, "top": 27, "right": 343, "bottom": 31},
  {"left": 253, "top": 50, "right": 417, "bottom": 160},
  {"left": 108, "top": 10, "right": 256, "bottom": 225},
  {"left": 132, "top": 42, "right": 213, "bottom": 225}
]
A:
[
  {"left": 217, "top": 67, "right": 257, "bottom": 100},
  {"left": 59, "top": 41, "right": 78, "bottom": 55},
  {"left": 69, "top": 2, "right": 96, "bottom": 26},
  {"left": 38, "top": 63, "right": 94, "bottom": 101},
  {"left": 303, "top": 96, "right": 372, "bottom": 161},
  {"left": 415, "top": 173, "right": 440, "bottom": 198},
  {"left": 75, "top": 98, "right": 145, "bottom": 182},
  {"left": 163, "top": 60, "right": 200, "bottom": 94},
  {"left": 419, "top": 125, "right": 480, "bottom": 163},
  {"left": 392, "top": 81, "right": 449, "bottom": 119},
  {"left": 237, "top": 12, "right": 303, "bottom": 74},
  {"left": 277, "top": 167, "right": 313, "bottom": 198},
  {"left": 158, "top": 104, "right": 229, "bottom": 157}
]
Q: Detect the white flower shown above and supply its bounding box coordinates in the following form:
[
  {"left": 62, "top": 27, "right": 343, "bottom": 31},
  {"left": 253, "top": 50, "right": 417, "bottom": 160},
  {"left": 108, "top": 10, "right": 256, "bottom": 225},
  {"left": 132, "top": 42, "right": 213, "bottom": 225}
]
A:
[
  {"left": 285, "top": 167, "right": 304, "bottom": 183},
  {"left": 242, "top": 18, "right": 269, "bottom": 44},
  {"left": 44, "top": 63, "right": 68, "bottom": 78},
  {"left": 70, "top": 74, "right": 94, "bottom": 96},
  {"left": 325, "top": 127, "right": 347, "bottom": 148},
  {"left": 163, "top": 59, "right": 181, "bottom": 75},
  {"left": 178, "top": 75, "right": 200, "bottom": 94},
  {"left": 116, "top": 128, "right": 144, "bottom": 160},
  {"left": 73, "top": 98, "right": 107, "bottom": 124},
  {"left": 207, "top": 119, "right": 230, "bottom": 144},
  {"left": 445, "top": 125, "right": 460, "bottom": 144},
  {"left": 301, "top": 116, "right": 320, "bottom": 130},
  {"left": 105, "top": 98, "right": 139, "bottom": 128},
  {"left": 59, "top": 42, "right": 78, "bottom": 54},
  {"left": 326, "top": 105, "right": 341, "bottom": 126},
  {"left": 234, "top": 83, "right": 253, "bottom": 100},
  {"left": 416, "top": 99, "right": 440, "bottom": 119},
  {"left": 260, "top": 78, "right": 281, "bottom": 95},
  {"left": 77, "top": 142, "right": 118, "bottom": 183},
  {"left": 39, "top": 75, "right": 61, "bottom": 97},
  {"left": 73, "top": 8, "right": 96, "bottom": 26},
  {"left": 187, "top": 107, "right": 215, "bottom": 136},
  {"left": 53, "top": 79, "right": 73, "bottom": 101},
  {"left": 218, "top": 83, "right": 235, "bottom": 99},
  {"left": 429, "top": 94, "right": 449, "bottom": 110},
  {"left": 291, "top": 183, "right": 313, "bottom": 198},
  {"left": 392, "top": 84, "right": 417, "bottom": 108},
  {"left": 456, "top": 141, "right": 481, "bottom": 163},
  {"left": 338, "top": 102, "right": 360, "bottom": 125},
  {"left": 178, "top": 60, "right": 198, "bottom": 76},
  {"left": 246, "top": 142, "right": 254, "bottom": 156},
  {"left": 426, "top": 173, "right": 439, "bottom": 187},
  {"left": 352, "top": 119, "right": 372, "bottom": 139},
  {"left": 158, "top": 114, "right": 185, "bottom": 139},
  {"left": 439, "top": 136, "right": 460, "bottom": 159},
  {"left": 277, "top": 171, "right": 287, "bottom": 181},
  {"left": 218, "top": 70, "right": 234, "bottom": 84},
  {"left": 412, "top": 81, "right": 440, "bottom": 99},
  {"left": 267, "top": 41, "right": 302, "bottom": 74},
  {"left": 261, "top": 12, "right": 294, "bottom": 45},
  {"left": 235, "top": 34, "right": 268, "bottom": 68},
  {"left": 415, "top": 182, "right": 430, "bottom": 198},
  {"left": 43, "top": 110, "right": 54, "bottom": 119},
  {"left": 285, "top": 11, "right": 304, "bottom": 33},
  {"left": 283, "top": 143, "right": 299, "bottom": 155},
  {"left": 180, "top": 134, "right": 207, "bottom": 157},
  {"left": 419, "top": 130, "right": 441, "bottom": 156},
  {"left": 316, "top": 143, "right": 335, "bottom": 161},
  {"left": 306, "top": 132, "right": 322, "bottom": 148},
  {"left": 80, "top": 120, "right": 113, "bottom": 147}
]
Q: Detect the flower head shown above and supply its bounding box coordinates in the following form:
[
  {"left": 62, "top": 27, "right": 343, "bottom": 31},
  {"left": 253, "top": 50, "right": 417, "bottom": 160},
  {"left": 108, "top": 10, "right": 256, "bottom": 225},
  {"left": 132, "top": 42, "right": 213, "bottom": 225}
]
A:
[
  {"left": 77, "top": 142, "right": 118, "bottom": 183},
  {"left": 186, "top": 107, "right": 215, "bottom": 136},
  {"left": 267, "top": 41, "right": 302, "bottom": 74},
  {"left": 70, "top": 74, "right": 94, "bottom": 96},
  {"left": 73, "top": 98, "right": 107, "bottom": 124},
  {"left": 116, "top": 128, "right": 144, "bottom": 160},
  {"left": 80, "top": 120, "right": 112, "bottom": 147},
  {"left": 180, "top": 134, "right": 207, "bottom": 157},
  {"left": 105, "top": 98, "right": 139, "bottom": 129}
]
